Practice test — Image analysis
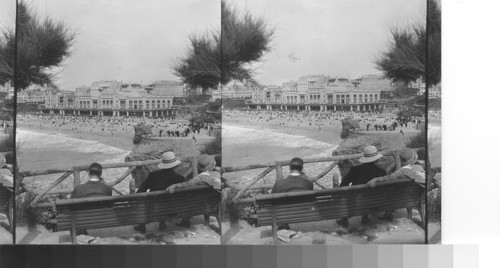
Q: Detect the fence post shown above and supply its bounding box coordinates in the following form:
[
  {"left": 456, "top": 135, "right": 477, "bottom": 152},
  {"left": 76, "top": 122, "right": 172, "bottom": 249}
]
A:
[
  {"left": 275, "top": 163, "right": 283, "bottom": 180},
  {"left": 394, "top": 151, "right": 401, "bottom": 169},
  {"left": 191, "top": 157, "right": 198, "bottom": 178},
  {"left": 73, "top": 168, "right": 80, "bottom": 186}
]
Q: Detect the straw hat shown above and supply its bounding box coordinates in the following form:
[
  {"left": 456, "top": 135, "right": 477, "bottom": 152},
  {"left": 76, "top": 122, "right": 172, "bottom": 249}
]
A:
[
  {"left": 359, "top": 145, "right": 383, "bottom": 163},
  {"left": 158, "top": 152, "right": 182, "bottom": 169}
]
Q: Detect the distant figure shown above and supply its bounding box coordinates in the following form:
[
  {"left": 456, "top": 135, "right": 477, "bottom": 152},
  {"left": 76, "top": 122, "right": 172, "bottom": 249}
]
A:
[
  {"left": 270, "top": 157, "right": 313, "bottom": 230},
  {"left": 366, "top": 123, "right": 371, "bottom": 131},
  {"left": 134, "top": 152, "right": 185, "bottom": 233},
  {"left": 70, "top": 163, "right": 112, "bottom": 235},
  {"left": 159, "top": 129, "right": 163, "bottom": 137},
  {"left": 336, "top": 146, "right": 387, "bottom": 227}
]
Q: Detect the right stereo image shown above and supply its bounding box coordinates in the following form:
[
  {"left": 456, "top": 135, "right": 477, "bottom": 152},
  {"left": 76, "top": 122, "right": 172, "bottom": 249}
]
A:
[{"left": 220, "top": 0, "right": 441, "bottom": 245}]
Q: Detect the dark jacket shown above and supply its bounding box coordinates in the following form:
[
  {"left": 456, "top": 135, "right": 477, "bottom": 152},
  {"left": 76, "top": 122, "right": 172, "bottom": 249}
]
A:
[
  {"left": 271, "top": 174, "right": 314, "bottom": 193},
  {"left": 71, "top": 180, "right": 113, "bottom": 199},
  {"left": 138, "top": 168, "right": 185, "bottom": 193},
  {"left": 340, "top": 162, "right": 387, "bottom": 187}
]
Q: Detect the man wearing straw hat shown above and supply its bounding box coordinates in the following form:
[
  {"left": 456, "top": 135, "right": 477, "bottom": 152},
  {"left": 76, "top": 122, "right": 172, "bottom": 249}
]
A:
[
  {"left": 336, "top": 145, "right": 387, "bottom": 227},
  {"left": 134, "top": 151, "right": 186, "bottom": 233}
]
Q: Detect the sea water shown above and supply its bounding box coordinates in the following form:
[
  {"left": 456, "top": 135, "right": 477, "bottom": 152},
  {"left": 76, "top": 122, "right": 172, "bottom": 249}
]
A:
[
  {"left": 17, "top": 129, "right": 131, "bottom": 191},
  {"left": 222, "top": 125, "right": 339, "bottom": 187}
]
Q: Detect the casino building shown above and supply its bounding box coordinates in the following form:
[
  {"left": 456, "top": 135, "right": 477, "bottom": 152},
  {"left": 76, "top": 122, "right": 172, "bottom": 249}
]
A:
[
  {"left": 247, "top": 75, "right": 390, "bottom": 112},
  {"left": 38, "top": 80, "right": 179, "bottom": 117}
]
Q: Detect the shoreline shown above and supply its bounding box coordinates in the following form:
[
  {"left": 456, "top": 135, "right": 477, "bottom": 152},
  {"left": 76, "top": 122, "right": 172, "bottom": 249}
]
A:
[
  {"left": 222, "top": 119, "right": 344, "bottom": 146},
  {"left": 17, "top": 124, "right": 134, "bottom": 152}
]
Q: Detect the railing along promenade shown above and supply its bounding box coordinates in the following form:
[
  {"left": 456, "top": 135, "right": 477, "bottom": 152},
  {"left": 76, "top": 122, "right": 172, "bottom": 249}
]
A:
[
  {"left": 18, "top": 154, "right": 220, "bottom": 208},
  {"left": 221, "top": 148, "right": 425, "bottom": 204}
]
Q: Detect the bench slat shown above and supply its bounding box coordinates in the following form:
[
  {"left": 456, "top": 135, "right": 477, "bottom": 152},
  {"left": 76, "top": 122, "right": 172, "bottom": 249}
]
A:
[
  {"left": 258, "top": 202, "right": 420, "bottom": 226},
  {"left": 55, "top": 187, "right": 220, "bottom": 232},
  {"left": 57, "top": 205, "right": 219, "bottom": 230},
  {"left": 256, "top": 189, "right": 421, "bottom": 214},
  {"left": 257, "top": 195, "right": 421, "bottom": 219},
  {"left": 255, "top": 181, "right": 423, "bottom": 227}
]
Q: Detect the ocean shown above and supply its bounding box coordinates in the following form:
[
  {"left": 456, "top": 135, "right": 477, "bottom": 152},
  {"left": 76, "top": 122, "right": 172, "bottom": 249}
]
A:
[
  {"left": 222, "top": 125, "right": 339, "bottom": 188},
  {"left": 17, "top": 129, "right": 131, "bottom": 191}
]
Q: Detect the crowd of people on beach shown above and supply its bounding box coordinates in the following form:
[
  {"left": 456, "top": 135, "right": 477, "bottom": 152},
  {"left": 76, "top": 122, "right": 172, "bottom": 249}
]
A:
[
  {"left": 17, "top": 114, "right": 216, "bottom": 140},
  {"left": 223, "top": 109, "right": 422, "bottom": 133}
]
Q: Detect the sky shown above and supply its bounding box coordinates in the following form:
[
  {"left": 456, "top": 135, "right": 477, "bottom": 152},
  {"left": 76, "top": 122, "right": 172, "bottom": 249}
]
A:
[
  {"left": 28, "top": 0, "right": 220, "bottom": 90},
  {"left": 232, "top": 0, "right": 426, "bottom": 85},
  {"left": 0, "top": 0, "right": 15, "bottom": 39}
]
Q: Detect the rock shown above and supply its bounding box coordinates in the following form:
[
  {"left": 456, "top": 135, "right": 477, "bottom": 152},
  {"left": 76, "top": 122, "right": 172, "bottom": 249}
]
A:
[
  {"left": 76, "top": 235, "right": 95, "bottom": 244},
  {"left": 387, "top": 225, "right": 399, "bottom": 231},
  {"left": 185, "top": 232, "right": 197, "bottom": 238},
  {"left": 340, "top": 118, "right": 360, "bottom": 139},
  {"left": 126, "top": 140, "right": 201, "bottom": 188}
]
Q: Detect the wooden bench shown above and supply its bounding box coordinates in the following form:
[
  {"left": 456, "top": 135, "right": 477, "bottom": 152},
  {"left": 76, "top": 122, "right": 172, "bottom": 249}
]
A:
[
  {"left": 55, "top": 185, "right": 220, "bottom": 243},
  {"left": 0, "top": 185, "right": 13, "bottom": 233},
  {"left": 255, "top": 179, "right": 425, "bottom": 244}
]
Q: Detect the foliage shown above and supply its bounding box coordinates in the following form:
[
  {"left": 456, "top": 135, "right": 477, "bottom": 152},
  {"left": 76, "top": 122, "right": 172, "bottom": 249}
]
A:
[
  {"left": 375, "top": 0, "right": 440, "bottom": 86},
  {"left": 173, "top": 0, "right": 274, "bottom": 93},
  {"left": 222, "top": 98, "right": 247, "bottom": 109},
  {"left": 397, "top": 109, "right": 423, "bottom": 119},
  {"left": 220, "top": 0, "right": 274, "bottom": 85},
  {"left": 0, "top": 1, "right": 75, "bottom": 90},
  {"left": 189, "top": 114, "right": 218, "bottom": 125}
]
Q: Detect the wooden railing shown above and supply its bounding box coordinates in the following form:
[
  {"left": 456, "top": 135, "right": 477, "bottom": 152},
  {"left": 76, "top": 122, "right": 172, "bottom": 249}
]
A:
[
  {"left": 18, "top": 154, "right": 220, "bottom": 208},
  {"left": 221, "top": 148, "right": 424, "bottom": 203}
]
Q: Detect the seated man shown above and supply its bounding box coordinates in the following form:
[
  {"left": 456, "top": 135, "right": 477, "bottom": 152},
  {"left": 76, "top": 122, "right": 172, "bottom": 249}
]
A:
[
  {"left": 337, "top": 145, "right": 387, "bottom": 227},
  {"left": 367, "top": 147, "right": 425, "bottom": 220},
  {"left": 368, "top": 147, "right": 425, "bottom": 187},
  {"left": 166, "top": 154, "right": 221, "bottom": 227},
  {"left": 134, "top": 151, "right": 186, "bottom": 234},
  {"left": 71, "top": 163, "right": 112, "bottom": 199},
  {"left": 70, "top": 163, "right": 112, "bottom": 235},
  {"left": 270, "top": 157, "right": 313, "bottom": 230}
]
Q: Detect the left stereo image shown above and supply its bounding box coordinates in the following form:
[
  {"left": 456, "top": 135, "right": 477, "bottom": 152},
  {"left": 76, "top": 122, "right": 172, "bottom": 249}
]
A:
[{"left": 9, "top": 0, "right": 222, "bottom": 245}]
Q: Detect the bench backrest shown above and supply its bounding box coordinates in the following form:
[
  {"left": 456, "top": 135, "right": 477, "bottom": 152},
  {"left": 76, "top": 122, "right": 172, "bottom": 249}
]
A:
[
  {"left": 55, "top": 185, "right": 220, "bottom": 231},
  {"left": 255, "top": 179, "right": 423, "bottom": 226}
]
